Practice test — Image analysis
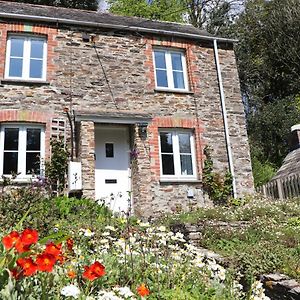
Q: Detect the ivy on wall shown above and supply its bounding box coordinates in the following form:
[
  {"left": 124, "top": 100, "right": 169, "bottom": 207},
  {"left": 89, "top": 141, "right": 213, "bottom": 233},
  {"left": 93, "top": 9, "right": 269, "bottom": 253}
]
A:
[{"left": 202, "top": 146, "right": 233, "bottom": 204}]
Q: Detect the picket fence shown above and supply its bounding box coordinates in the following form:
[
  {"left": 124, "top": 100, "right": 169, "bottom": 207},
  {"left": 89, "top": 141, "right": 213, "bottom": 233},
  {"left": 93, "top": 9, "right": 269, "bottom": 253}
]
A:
[{"left": 257, "top": 174, "right": 300, "bottom": 199}]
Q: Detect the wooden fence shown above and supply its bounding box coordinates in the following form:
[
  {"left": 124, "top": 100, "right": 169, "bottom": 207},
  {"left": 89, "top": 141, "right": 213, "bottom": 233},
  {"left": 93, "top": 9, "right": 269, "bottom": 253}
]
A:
[{"left": 257, "top": 174, "right": 300, "bottom": 199}]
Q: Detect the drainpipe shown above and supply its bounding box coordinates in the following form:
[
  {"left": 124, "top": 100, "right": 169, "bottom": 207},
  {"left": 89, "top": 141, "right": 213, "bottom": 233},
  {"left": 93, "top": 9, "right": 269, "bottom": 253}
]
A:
[{"left": 213, "top": 39, "right": 237, "bottom": 198}]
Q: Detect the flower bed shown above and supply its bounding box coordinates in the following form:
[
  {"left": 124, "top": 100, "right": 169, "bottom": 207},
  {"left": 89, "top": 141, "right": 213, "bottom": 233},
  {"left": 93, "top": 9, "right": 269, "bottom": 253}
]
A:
[{"left": 0, "top": 220, "right": 269, "bottom": 299}]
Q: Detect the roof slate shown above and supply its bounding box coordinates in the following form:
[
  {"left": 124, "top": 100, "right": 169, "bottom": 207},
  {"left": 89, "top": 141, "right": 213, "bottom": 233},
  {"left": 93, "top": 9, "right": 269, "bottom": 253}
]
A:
[
  {"left": 271, "top": 148, "right": 300, "bottom": 180},
  {"left": 0, "top": 1, "right": 213, "bottom": 39}
]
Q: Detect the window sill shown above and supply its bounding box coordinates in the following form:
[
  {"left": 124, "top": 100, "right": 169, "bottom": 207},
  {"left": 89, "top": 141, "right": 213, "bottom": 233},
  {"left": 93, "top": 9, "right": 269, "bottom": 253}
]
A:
[
  {"left": 154, "top": 88, "right": 194, "bottom": 95},
  {"left": 160, "top": 178, "right": 201, "bottom": 184},
  {"left": 0, "top": 177, "right": 41, "bottom": 185},
  {"left": 1, "top": 79, "right": 50, "bottom": 86}
]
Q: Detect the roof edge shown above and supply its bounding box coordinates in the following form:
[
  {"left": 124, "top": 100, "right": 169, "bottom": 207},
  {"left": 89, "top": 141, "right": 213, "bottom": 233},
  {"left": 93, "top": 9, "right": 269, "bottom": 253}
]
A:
[{"left": 0, "top": 12, "right": 238, "bottom": 43}]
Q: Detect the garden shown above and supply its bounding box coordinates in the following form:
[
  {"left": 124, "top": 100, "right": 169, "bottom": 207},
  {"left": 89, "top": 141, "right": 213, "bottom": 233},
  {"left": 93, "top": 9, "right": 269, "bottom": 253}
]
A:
[{"left": 0, "top": 179, "right": 275, "bottom": 299}]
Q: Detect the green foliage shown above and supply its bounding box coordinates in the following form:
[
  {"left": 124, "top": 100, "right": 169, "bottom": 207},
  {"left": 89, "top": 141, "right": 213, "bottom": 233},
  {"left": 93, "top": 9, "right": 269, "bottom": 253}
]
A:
[
  {"left": 0, "top": 184, "right": 55, "bottom": 233},
  {"left": 108, "top": 0, "right": 186, "bottom": 22},
  {"left": 251, "top": 153, "right": 276, "bottom": 187},
  {"left": 234, "top": 0, "right": 300, "bottom": 171},
  {"left": 287, "top": 217, "right": 300, "bottom": 228},
  {"left": 202, "top": 146, "right": 233, "bottom": 204},
  {"left": 45, "top": 139, "right": 69, "bottom": 194},
  {"left": 163, "top": 197, "right": 300, "bottom": 281},
  {"left": 9, "top": 0, "right": 98, "bottom": 10}
]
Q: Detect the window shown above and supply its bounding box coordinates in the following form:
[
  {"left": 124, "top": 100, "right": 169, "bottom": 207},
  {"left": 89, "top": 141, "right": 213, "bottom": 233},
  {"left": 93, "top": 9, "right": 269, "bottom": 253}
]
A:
[
  {"left": 5, "top": 35, "right": 47, "bottom": 81},
  {"left": 153, "top": 49, "right": 188, "bottom": 91},
  {"left": 0, "top": 125, "right": 45, "bottom": 177},
  {"left": 159, "top": 130, "right": 196, "bottom": 179}
]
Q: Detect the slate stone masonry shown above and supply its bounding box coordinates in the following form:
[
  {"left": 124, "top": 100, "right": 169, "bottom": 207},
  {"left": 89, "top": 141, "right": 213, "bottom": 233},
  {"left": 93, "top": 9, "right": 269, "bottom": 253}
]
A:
[{"left": 0, "top": 11, "right": 254, "bottom": 216}]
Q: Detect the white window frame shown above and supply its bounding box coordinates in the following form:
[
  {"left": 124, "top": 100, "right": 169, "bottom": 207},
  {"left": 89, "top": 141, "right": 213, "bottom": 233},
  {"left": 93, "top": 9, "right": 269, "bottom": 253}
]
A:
[
  {"left": 159, "top": 129, "right": 197, "bottom": 180},
  {"left": 153, "top": 48, "right": 189, "bottom": 92},
  {"left": 5, "top": 35, "right": 47, "bottom": 81},
  {"left": 0, "top": 124, "right": 45, "bottom": 179}
]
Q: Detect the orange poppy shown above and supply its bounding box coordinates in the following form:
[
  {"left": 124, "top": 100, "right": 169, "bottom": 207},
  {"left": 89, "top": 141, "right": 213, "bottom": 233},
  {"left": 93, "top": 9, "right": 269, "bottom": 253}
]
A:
[
  {"left": 137, "top": 283, "right": 150, "bottom": 297},
  {"left": 17, "top": 257, "right": 37, "bottom": 276},
  {"left": 82, "top": 261, "right": 105, "bottom": 281},
  {"left": 15, "top": 239, "right": 31, "bottom": 254},
  {"left": 67, "top": 269, "right": 76, "bottom": 279},
  {"left": 56, "top": 254, "right": 65, "bottom": 264},
  {"left": 44, "top": 242, "right": 62, "bottom": 257},
  {"left": 2, "top": 231, "right": 19, "bottom": 250},
  {"left": 36, "top": 253, "right": 56, "bottom": 272},
  {"left": 20, "top": 229, "right": 38, "bottom": 246},
  {"left": 66, "top": 238, "right": 74, "bottom": 251}
]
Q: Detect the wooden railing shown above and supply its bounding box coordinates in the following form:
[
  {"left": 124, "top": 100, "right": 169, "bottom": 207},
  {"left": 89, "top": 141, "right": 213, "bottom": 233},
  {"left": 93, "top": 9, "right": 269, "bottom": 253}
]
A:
[{"left": 257, "top": 174, "right": 300, "bottom": 199}]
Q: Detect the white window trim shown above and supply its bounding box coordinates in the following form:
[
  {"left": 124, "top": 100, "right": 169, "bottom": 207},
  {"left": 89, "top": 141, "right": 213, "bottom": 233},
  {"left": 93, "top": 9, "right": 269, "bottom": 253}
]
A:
[
  {"left": 0, "top": 124, "right": 45, "bottom": 179},
  {"left": 159, "top": 129, "right": 197, "bottom": 180},
  {"left": 153, "top": 48, "right": 189, "bottom": 92},
  {"left": 5, "top": 35, "right": 47, "bottom": 81}
]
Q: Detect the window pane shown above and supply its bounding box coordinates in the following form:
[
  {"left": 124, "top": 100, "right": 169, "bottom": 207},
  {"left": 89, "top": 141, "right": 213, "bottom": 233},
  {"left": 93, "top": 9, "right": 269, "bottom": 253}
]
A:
[
  {"left": 180, "top": 155, "right": 193, "bottom": 175},
  {"left": 171, "top": 53, "right": 183, "bottom": 71},
  {"left": 3, "top": 152, "right": 18, "bottom": 175},
  {"left": 27, "top": 128, "right": 41, "bottom": 151},
  {"left": 162, "top": 154, "right": 175, "bottom": 175},
  {"left": 10, "top": 38, "right": 24, "bottom": 57},
  {"left": 160, "top": 133, "right": 173, "bottom": 153},
  {"left": 4, "top": 128, "right": 19, "bottom": 150},
  {"left": 30, "top": 40, "right": 44, "bottom": 59},
  {"left": 156, "top": 70, "right": 168, "bottom": 87},
  {"left": 178, "top": 133, "right": 191, "bottom": 153},
  {"left": 173, "top": 71, "right": 185, "bottom": 89},
  {"left": 9, "top": 58, "right": 23, "bottom": 77},
  {"left": 26, "top": 152, "right": 40, "bottom": 174},
  {"left": 29, "top": 59, "right": 43, "bottom": 78},
  {"left": 105, "top": 143, "right": 114, "bottom": 158},
  {"left": 154, "top": 51, "right": 166, "bottom": 69}
]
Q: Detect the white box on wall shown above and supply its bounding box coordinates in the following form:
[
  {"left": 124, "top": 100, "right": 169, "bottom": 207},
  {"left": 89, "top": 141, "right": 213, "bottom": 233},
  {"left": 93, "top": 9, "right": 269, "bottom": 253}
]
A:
[{"left": 68, "top": 161, "right": 82, "bottom": 191}]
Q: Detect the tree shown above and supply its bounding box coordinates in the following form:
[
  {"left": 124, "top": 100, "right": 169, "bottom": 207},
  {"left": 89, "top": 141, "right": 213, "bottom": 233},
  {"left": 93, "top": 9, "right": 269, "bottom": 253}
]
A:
[
  {"left": 108, "top": 0, "right": 244, "bottom": 35},
  {"left": 234, "top": 0, "right": 300, "bottom": 184},
  {"left": 108, "top": 0, "right": 186, "bottom": 22},
  {"left": 184, "top": 0, "right": 244, "bottom": 35},
  {"left": 9, "top": 0, "right": 98, "bottom": 11}
]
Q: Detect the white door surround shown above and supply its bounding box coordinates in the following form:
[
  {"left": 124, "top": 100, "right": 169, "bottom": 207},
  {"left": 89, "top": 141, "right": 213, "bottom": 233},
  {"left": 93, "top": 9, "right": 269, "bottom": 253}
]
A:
[{"left": 94, "top": 125, "right": 131, "bottom": 214}]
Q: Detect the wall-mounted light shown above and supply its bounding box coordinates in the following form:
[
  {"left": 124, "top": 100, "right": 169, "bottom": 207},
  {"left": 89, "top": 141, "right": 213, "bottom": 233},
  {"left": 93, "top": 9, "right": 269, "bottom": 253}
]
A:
[
  {"left": 138, "top": 123, "right": 148, "bottom": 140},
  {"left": 82, "top": 32, "right": 90, "bottom": 42}
]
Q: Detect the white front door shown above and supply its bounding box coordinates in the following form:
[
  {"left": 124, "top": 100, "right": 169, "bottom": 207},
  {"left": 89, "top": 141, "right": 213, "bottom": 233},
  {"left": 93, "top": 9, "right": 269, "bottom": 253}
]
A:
[{"left": 95, "top": 126, "right": 131, "bottom": 214}]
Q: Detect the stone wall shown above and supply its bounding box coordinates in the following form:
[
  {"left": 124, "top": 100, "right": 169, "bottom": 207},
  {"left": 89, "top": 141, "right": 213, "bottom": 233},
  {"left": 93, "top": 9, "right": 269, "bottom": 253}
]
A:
[{"left": 0, "top": 19, "right": 254, "bottom": 216}]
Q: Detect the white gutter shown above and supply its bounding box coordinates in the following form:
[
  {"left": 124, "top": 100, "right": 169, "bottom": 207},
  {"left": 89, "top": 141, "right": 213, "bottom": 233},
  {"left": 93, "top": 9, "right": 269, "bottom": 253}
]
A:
[
  {"left": 213, "top": 39, "right": 237, "bottom": 198},
  {"left": 0, "top": 12, "right": 237, "bottom": 43}
]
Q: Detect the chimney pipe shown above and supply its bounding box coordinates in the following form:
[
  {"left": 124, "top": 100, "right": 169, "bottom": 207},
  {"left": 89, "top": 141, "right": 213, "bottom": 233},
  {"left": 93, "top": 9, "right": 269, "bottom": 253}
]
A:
[{"left": 289, "top": 124, "right": 300, "bottom": 151}]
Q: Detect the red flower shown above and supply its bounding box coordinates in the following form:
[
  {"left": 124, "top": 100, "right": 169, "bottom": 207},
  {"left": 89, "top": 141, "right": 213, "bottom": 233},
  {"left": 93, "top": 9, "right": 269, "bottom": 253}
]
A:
[
  {"left": 44, "top": 242, "right": 62, "bottom": 258},
  {"left": 17, "top": 257, "right": 37, "bottom": 277},
  {"left": 36, "top": 253, "right": 56, "bottom": 272},
  {"left": 15, "top": 239, "right": 30, "bottom": 254},
  {"left": 20, "top": 229, "right": 38, "bottom": 246},
  {"left": 56, "top": 254, "right": 65, "bottom": 264},
  {"left": 2, "top": 231, "right": 19, "bottom": 250},
  {"left": 10, "top": 267, "right": 22, "bottom": 280},
  {"left": 66, "top": 238, "right": 74, "bottom": 251},
  {"left": 82, "top": 261, "right": 105, "bottom": 281},
  {"left": 137, "top": 283, "right": 150, "bottom": 297}
]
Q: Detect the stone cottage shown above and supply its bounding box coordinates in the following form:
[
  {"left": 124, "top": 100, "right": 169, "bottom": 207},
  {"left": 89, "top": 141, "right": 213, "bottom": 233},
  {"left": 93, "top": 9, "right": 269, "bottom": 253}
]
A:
[{"left": 0, "top": 1, "right": 254, "bottom": 216}]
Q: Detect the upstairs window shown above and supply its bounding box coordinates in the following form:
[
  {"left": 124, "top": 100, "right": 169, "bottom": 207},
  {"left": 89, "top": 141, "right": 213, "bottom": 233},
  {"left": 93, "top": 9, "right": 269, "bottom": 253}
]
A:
[
  {"left": 153, "top": 49, "right": 188, "bottom": 91},
  {"left": 159, "top": 130, "right": 196, "bottom": 179},
  {"left": 0, "top": 125, "right": 45, "bottom": 177},
  {"left": 5, "top": 35, "right": 47, "bottom": 81}
]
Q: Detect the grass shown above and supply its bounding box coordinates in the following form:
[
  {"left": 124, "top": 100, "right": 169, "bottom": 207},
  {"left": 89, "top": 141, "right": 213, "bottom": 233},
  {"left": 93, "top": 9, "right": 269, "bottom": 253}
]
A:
[{"left": 161, "top": 196, "right": 300, "bottom": 281}]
